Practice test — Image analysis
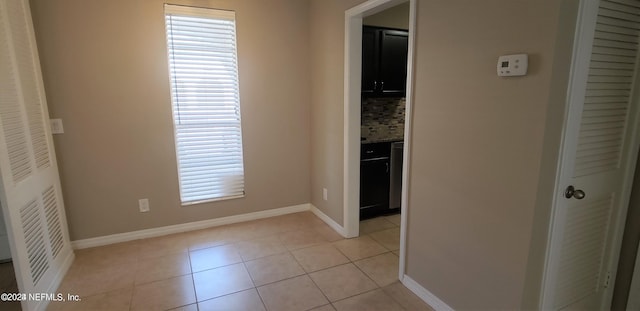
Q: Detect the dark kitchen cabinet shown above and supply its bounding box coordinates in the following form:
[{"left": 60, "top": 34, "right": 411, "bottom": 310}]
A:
[
  {"left": 360, "top": 142, "right": 390, "bottom": 219},
  {"left": 362, "top": 27, "right": 379, "bottom": 97},
  {"left": 361, "top": 26, "right": 408, "bottom": 97}
]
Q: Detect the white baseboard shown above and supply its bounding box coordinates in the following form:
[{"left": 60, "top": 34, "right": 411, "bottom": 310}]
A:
[
  {"left": 402, "top": 275, "right": 454, "bottom": 311},
  {"left": 309, "top": 204, "right": 348, "bottom": 237},
  {"left": 72, "top": 203, "right": 312, "bottom": 249}
]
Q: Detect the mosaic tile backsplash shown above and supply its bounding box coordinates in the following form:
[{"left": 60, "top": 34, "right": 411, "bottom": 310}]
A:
[{"left": 361, "top": 97, "right": 405, "bottom": 143}]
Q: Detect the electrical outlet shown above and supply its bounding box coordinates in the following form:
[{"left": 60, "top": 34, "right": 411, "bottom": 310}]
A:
[
  {"left": 323, "top": 188, "right": 328, "bottom": 201},
  {"left": 138, "top": 198, "right": 150, "bottom": 212}
]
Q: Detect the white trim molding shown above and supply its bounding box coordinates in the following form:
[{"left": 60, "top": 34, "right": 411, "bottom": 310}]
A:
[
  {"left": 310, "top": 204, "right": 348, "bottom": 237},
  {"left": 402, "top": 275, "right": 455, "bottom": 311},
  {"left": 398, "top": 0, "right": 417, "bottom": 283},
  {"left": 72, "top": 204, "right": 311, "bottom": 249}
]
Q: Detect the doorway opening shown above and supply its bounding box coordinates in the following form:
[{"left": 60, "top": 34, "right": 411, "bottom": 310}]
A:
[
  {"left": 359, "top": 4, "right": 409, "bottom": 222},
  {"left": 343, "top": 0, "right": 416, "bottom": 280},
  {"left": 358, "top": 2, "right": 409, "bottom": 280}
]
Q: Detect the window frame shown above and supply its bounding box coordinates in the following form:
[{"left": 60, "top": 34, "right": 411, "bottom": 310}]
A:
[{"left": 164, "top": 4, "right": 246, "bottom": 206}]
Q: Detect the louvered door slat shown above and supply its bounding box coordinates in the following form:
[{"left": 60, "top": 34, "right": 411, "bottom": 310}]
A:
[
  {"left": 593, "top": 38, "right": 637, "bottom": 51},
  {"left": 587, "top": 75, "right": 632, "bottom": 83},
  {"left": 578, "top": 135, "right": 622, "bottom": 151},
  {"left": 0, "top": 8, "right": 32, "bottom": 183},
  {"left": 576, "top": 154, "right": 620, "bottom": 166},
  {"left": 581, "top": 114, "right": 627, "bottom": 124},
  {"left": 42, "top": 187, "right": 63, "bottom": 258},
  {"left": 577, "top": 1, "right": 636, "bottom": 178},
  {"left": 584, "top": 100, "right": 627, "bottom": 111},
  {"left": 580, "top": 128, "right": 625, "bottom": 141},
  {"left": 579, "top": 121, "right": 625, "bottom": 132},
  {"left": 594, "top": 31, "right": 638, "bottom": 44},
  {"left": 600, "top": 1, "right": 640, "bottom": 13},
  {"left": 586, "top": 82, "right": 632, "bottom": 89},
  {"left": 19, "top": 199, "right": 49, "bottom": 286},
  {"left": 6, "top": 0, "right": 50, "bottom": 170},
  {"left": 600, "top": 8, "right": 640, "bottom": 22},
  {"left": 555, "top": 196, "right": 613, "bottom": 309},
  {"left": 590, "top": 65, "right": 634, "bottom": 74},
  {"left": 590, "top": 62, "right": 634, "bottom": 71},
  {"left": 596, "top": 21, "right": 637, "bottom": 35},
  {"left": 581, "top": 107, "right": 627, "bottom": 117},
  {"left": 598, "top": 15, "right": 640, "bottom": 30},
  {"left": 608, "top": 0, "right": 640, "bottom": 9},
  {"left": 592, "top": 45, "right": 638, "bottom": 57}
]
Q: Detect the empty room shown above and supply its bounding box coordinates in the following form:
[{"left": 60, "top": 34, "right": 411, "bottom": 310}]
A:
[{"left": 1, "top": 0, "right": 640, "bottom": 310}]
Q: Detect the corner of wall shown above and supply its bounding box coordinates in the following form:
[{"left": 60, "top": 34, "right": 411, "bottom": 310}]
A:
[
  {"left": 309, "top": 204, "right": 348, "bottom": 237},
  {"left": 401, "top": 275, "right": 454, "bottom": 311}
]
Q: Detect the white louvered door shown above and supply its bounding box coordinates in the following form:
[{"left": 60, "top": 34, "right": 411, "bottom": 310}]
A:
[
  {"left": 0, "top": 0, "right": 73, "bottom": 310},
  {"left": 544, "top": 0, "right": 640, "bottom": 310}
]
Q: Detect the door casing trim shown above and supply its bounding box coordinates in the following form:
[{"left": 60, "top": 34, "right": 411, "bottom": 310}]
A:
[
  {"left": 540, "top": 0, "right": 640, "bottom": 308},
  {"left": 343, "top": 0, "right": 416, "bottom": 282}
]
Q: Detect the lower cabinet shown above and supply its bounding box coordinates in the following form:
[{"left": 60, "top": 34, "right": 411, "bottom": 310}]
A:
[{"left": 360, "top": 142, "right": 390, "bottom": 219}]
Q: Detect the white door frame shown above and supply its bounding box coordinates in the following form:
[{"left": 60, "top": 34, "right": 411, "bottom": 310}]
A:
[
  {"left": 540, "top": 0, "right": 640, "bottom": 308},
  {"left": 343, "top": 0, "right": 416, "bottom": 280}
]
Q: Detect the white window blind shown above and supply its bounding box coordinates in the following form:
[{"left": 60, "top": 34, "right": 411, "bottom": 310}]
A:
[{"left": 164, "top": 4, "right": 245, "bottom": 205}]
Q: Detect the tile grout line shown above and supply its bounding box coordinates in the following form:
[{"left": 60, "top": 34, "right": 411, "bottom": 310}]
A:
[
  {"left": 132, "top": 252, "right": 143, "bottom": 288},
  {"left": 302, "top": 257, "right": 335, "bottom": 309},
  {"left": 64, "top": 214, "right": 401, "bottom": 311},
  {"left": 187, "top": 247, "right": 198, "bottom": 310},
  {"left": 239, "top": 257, "right": 268, "bottom": 310}
]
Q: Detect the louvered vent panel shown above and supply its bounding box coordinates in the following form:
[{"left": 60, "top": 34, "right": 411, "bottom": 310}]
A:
[
  {"left": 20, "top": 199, "right": 49, "bottom": 286},
  {"left": 5, "top": 0, "right": 49, "bottom": 170},
  {"left": 0, "top": 4, "right": 32, "bottom": 183},
  {"left": 42, "top": 186, "right": 63, "bottom": 258},
  {"left": 555, "top": 196, "right": 614, "bottom": 309},
  {"left": 575, "top": 0, "right": 640, "bottom": 177}
]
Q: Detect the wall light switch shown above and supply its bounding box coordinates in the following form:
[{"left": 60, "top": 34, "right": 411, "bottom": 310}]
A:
[
  {"left": 323, "top": 188, "right": 328, "bottom": 201},
  {"left": 50, "top": 119, "right": 64, "bottom": 134}
]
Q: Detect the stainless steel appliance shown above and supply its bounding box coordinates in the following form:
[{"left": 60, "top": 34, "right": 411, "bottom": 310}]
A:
[{"left": 389, "top": 141, "right": 403, "bottom": 210}]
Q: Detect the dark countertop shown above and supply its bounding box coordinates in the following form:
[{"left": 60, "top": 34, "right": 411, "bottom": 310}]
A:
[{"left": 361, "top": 137, "right": 404, "bottom": 144}]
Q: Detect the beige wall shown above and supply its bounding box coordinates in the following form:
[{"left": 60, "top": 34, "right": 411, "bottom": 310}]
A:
[
  {"left": 30, "top": 0, "right": 311, "bottom": 240},
  {"left": 406, "top": 0, "right": 567, "bottom": 309},
  {"left": 29, "top": 0, "right": 585, "bottom": 308},
  {"left": 308, "top": 2, "right": 576, "bottom": 308},
  {"left": 309, "top": 0, "right": 366, "bottom": 225},
  {"left": 521, "top": 1, "right": 579, "bottom": 308},
  {"left": 363, "top": 1, "right": 409, "bottom": 30}
]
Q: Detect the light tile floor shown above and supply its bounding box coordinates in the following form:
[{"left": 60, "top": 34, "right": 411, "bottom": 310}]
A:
[{"left": 42, "top": 211, "right": 431, "bottom": 311}]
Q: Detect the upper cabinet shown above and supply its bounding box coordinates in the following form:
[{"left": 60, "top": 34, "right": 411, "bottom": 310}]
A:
[{"left": 361, "top": 26, "right": 408, "bottom": 98}]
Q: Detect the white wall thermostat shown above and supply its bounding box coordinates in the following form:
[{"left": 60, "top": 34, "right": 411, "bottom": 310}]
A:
[{"left": 497, "top": 54, "right": 528, "bottom": 77}]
